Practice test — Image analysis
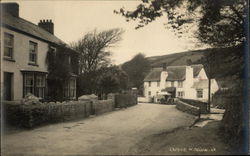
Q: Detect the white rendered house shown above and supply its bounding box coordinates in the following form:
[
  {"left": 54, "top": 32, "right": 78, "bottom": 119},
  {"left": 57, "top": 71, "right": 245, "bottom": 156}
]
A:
[{"left": 143, "top": 64, "right": 219, "bottom": 102}]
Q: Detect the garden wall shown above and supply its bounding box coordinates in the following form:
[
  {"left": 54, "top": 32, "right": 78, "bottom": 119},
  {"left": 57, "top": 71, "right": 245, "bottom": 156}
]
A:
[
  {"left": 176, "top": 100, "right": 200, "bottom": 116},
  {"left": 179, "top": 98, "right": 208, "bottom": 114},
  {"left": 3, "top": 93, "right": 137, "bottom": 128},
  {"left": 115, "top": 94, "right": 137, "bottom": 108},
  {"left": 92, "top": 99, "right": 115, "bottom": 115}
]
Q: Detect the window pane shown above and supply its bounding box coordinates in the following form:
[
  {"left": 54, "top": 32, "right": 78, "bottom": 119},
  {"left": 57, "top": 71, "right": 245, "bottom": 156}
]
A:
[
  {"left": 29, "top": 42, "right": 37, "bottom": 63},
  {"left": 4, "top": 33, "right": 14, "bottom": 58}
]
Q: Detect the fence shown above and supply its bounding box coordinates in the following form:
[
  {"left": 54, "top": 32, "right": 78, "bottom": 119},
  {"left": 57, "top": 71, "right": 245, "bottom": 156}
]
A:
[{"left": 2, "top": 93, "right": 137, "bottom": 128}]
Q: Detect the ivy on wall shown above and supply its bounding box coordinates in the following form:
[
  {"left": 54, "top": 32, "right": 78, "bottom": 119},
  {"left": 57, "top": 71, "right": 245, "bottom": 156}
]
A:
[{"left": 46, "top": 44, "right": 79, "bottom": 101}]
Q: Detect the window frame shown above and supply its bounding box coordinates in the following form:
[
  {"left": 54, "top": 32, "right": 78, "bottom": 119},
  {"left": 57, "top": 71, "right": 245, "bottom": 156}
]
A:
[
  {"left": 148, "top": 91, "right": 151, "bottom": 96},
  {"left": 23, "top": 72, "right": 46, "bottom": 99},
  {"left": 29, "top": 41, "right": 38, "bottom": 65},
  {"left": 63, "top": 77, "right": 76, "bottom": 99},
  {"left": 4, "top": 32, "right": 14, "bottom": 59},
  {"left": 196, "top": 89, "right": 203, "bottom": 98},
  {"left": 178, "top": 81, "right": 183, "bottom": 88},
  {"left": 148, "top": 81, "right": 151, "bottom": 87},
  {"left": 178, "top": 91, "right": 185, "bottom": 98}
]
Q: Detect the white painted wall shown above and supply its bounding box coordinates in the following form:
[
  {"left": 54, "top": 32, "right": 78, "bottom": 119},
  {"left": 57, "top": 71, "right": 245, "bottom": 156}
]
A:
[
  {"left": 144, "top": 81, "right": 161, "bottom": 98},
  {"left": 1, "top": 27, "right": 49, "bottom": 101}
]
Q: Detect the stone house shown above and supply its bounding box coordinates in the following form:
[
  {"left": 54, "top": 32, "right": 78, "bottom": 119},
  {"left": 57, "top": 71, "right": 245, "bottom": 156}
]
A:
[
  {"left": 1, "top": 3, "right": 78, "bottom": 101},
  {"left": 143, "top": 64, "right": 219, "bottom": 102}
]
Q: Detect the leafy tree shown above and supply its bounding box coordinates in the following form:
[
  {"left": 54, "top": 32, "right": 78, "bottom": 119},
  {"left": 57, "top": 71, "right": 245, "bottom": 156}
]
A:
[
  {"left": 97, "top": 66, "right": 129, "bottom": 98},
  {"left": 71, "top": 28, "right": 124, "bottom": 73},
  {"left": 115, "top": 0, "right": 247, "bottom": 48},
  {"left": 121, "top": 53, "right": 151, "bottom": 95}
]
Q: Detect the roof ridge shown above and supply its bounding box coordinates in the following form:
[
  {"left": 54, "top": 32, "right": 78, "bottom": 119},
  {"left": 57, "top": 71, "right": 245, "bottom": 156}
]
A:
[{"left": 3, "top": 13, "right": 65, "bottom": 44}]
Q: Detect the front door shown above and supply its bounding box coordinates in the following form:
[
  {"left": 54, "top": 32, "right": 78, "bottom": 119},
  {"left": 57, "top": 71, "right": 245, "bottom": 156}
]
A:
[{"left": 3, "top": 72, "right": 13, "bottom": 101}]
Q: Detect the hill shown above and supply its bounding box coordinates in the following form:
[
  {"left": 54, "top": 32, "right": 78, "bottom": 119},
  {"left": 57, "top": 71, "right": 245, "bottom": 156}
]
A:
[{"left": 146, "top": 49, "right": 207, "bottom": 68}]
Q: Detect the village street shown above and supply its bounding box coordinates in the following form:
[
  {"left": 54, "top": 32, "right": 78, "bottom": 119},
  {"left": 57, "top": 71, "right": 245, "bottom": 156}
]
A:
[{"left": 2, "top": 103, "right": 196, "bottom": 155}]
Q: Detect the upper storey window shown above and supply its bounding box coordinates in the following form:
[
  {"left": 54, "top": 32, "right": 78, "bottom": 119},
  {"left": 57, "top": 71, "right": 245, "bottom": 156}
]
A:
[
  {"left": 29, "top": 41, "right": 38, "bottom": 64},
  {"left": 4, "top": 32, "right": 14, "bottom": 59}
]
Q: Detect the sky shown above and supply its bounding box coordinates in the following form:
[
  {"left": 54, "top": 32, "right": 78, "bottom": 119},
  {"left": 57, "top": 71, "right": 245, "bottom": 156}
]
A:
[{"left": 4, "top": 0, "right": 207, "bottom": 64}]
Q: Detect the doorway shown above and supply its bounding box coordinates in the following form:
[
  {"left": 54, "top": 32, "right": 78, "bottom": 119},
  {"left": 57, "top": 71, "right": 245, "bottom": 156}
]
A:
[{"left": 3, "top": 72, "right": 13, "bottom": 101}]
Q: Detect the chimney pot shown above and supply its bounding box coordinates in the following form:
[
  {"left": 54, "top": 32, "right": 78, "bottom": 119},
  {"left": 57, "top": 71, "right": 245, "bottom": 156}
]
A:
[{"left": 38, "top": 19, "right": 54, "bottom": 34}]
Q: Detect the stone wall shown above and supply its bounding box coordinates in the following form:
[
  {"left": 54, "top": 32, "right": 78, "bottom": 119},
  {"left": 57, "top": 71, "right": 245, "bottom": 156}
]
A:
[
  {"left": 176, "top": 100, "right": 200, "bottom": 116},
  {"left": 3, "top": 93, "right": 138, "bottom": 128},
  {"left": 115, "top": 94, "right": 137, "bottom": 108},
  {"left": 179, "top": 98, "right": 208, "bottom": 114},
  {"left": 92, "top": 99, "right": 115, "bottom": 115}
]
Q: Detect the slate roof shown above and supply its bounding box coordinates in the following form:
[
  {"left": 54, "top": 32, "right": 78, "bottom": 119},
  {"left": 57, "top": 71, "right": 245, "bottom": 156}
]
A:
[
  {"left": 192, "top": 80, "right": 208, "bottom": 89},
  {"left": 144, "top": 64, "right": 204, "bottom": 82},
  {"left": 2, "top": 13, "right": 65, "bottom": 45}
]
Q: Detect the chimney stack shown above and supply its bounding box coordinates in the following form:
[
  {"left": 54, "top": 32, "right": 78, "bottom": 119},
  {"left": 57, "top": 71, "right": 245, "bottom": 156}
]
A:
[
  {"left": 162, "top": 63, "right": 167, "bottom": 71},
  {"left": 1, "top": 3, "right": 19, "bottom": 17},
  {"left": 38, "top": 19, "right": 54, "bottom": 34}
]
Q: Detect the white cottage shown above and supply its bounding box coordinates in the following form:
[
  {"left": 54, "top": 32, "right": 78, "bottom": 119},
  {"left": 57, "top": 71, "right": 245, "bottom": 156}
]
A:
[
  {"left": 143, "top": 64, "right": 219, "bottom": 102},
  {"left": 1, "top": 3, "right": 78, "bottom": 101}
]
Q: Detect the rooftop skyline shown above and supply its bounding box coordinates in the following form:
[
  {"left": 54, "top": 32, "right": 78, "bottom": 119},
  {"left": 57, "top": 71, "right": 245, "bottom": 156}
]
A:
[{"left": 4, "top": 0, "right": 207, "bottom": 64}]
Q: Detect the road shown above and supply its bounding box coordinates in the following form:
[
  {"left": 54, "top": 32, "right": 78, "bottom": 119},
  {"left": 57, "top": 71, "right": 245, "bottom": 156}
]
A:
[{"left": 2, "top": 103, "right": 195, "bottom": 155}]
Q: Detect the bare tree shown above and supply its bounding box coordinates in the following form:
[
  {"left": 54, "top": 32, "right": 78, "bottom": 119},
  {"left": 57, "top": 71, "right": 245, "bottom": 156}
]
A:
[{"left": 71, "top": 28, "right": 124, "bottom": 73}]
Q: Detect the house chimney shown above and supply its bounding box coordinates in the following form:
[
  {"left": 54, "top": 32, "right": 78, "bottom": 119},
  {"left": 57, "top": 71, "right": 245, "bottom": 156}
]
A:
[
  {"left": 38, "top": 19, "right": 54, "bottom": 34},
  {"left": 162, "top": 63, "right": 167, "bottom": 71},
  {"left": 1, "top": 3, "right": 19, "bottom": 17}
]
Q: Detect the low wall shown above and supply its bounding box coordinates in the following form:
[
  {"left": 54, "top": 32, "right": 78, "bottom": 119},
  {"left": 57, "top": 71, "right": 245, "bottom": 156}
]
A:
[
  {"left": 176, "top": 100, "right": 200, "bottom": 116},
  {"left": 179, "top": 98, "right": 208, "bottom": 114},
  {"left": 115, "top": 94, "right": 137, "bottom": 108},
  {"left": 92, "top": 99, "right": 115, "bottom": 115},
  {"left": 2, "top": 100, "right": 92, "bottom": 128},
  {"left": 138, "top": 97, "right": 152, "bottom": 103},
  {"left": 3, "top": 93, "right": 138, "bottom": 128}
]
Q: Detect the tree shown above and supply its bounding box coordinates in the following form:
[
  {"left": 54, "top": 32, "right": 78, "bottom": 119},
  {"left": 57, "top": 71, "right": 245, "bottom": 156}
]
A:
[
  {"left": 121, "top": 53, "right": 151, "bottom": 95},
  {"left": 71, "top": 28, "right": 124, "bottom": 73},
  {"left": 97, "top": 66, "right": 129, "bottom": 99},
  {"left": 115, "top": 0, "right": 247, "bottom": 48}
]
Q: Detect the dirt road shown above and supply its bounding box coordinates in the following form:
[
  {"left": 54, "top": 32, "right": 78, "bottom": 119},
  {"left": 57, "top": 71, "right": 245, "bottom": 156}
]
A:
[{"left": 2, "top": 103, "right": 195, "bottom": 155}]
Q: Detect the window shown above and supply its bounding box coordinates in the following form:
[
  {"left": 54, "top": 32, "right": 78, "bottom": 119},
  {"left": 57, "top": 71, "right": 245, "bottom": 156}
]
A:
[
  {"left": 178, "top": 91, "right": 185, "bottom": 98},
  {"left": 171, "top": 81, "right": 175, "bottom": 87},
  {"left": 196, "top": 89, "right": 203, "bottom": 98},
  {"left": 178, "top": 81, "right": 183, "bottom": 88},
  {"left": 36, "top": 74, "right": 46, "bottom": 98},
  {"left": 157, "top": 81, "right": 160, "bottom": 87},
  {"left": 148, "top": 91, "right": 151, "bottom": 96},
  {"left": 149, "top": 81, "right": 151, "bottom": 87},
  {"left": 29, "top": 41, "right": 38, "bottom": 64},
  {"left": 23, "top": 72, "right": 46, "bottom": 98},
  {"left": 4, "top": 32, "right": 14, "bottom": 59},
  {"left": 63, "top": 78, "right": 76, "bottom": 99}
]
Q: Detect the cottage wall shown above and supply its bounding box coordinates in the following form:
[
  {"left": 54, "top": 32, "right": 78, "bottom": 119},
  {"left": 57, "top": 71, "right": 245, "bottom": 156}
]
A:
[
  {"left": 1, "top": 27, "right": 49, "bottom": 100},
  {"left": 144, "top": 81, "right": 161, "bottom": 98}
]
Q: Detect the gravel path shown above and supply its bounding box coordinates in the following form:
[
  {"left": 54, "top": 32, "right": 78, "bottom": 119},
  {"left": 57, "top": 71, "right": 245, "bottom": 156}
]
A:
[{"left": 2, "top": 103, "right": 195, "bottom": 155}]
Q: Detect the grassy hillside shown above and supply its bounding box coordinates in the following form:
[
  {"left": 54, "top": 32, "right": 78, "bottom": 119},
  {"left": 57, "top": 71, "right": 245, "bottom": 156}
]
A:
[
  {"left": 146, "top": 49, "right": 206, "bottom": 67},
  {"left": 145, "top": 47, "right": 243, "bottom": 79}
]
